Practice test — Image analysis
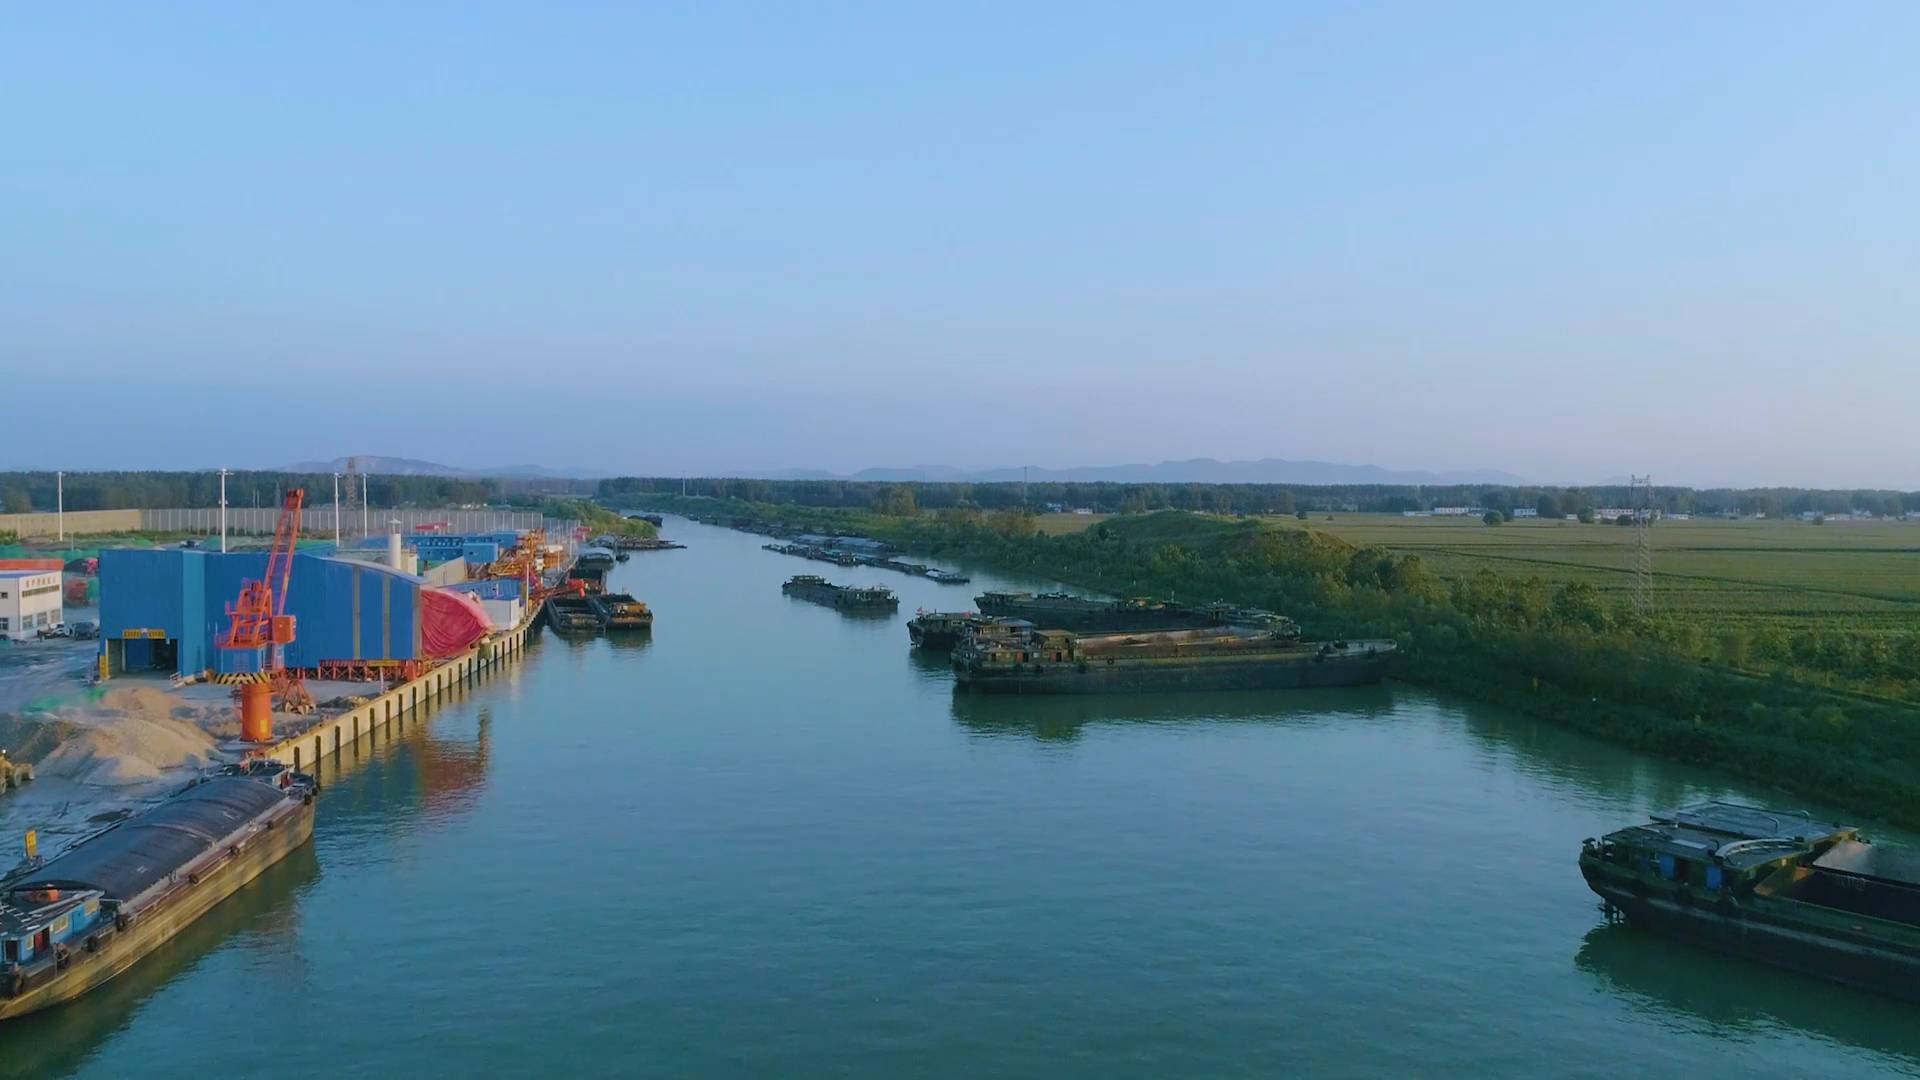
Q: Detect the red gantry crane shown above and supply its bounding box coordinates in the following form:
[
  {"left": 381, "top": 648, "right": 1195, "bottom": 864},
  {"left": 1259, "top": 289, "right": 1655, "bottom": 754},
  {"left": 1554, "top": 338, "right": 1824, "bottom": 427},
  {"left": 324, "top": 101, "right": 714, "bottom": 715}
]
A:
[{"left": 219, "top": 488, "right": 314, "bottom": 742}]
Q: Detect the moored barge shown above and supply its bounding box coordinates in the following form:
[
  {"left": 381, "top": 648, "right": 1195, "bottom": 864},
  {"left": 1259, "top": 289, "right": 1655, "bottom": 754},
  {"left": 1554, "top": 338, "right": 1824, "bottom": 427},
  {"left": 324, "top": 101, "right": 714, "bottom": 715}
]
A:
[
  {"left": 781, "top": 575, "right": 898, "bottom": 612},
  {"left": 907, "top": 611, "right": 982, "bottom": 650},
  {"left": 567, "top": 548, "right": 617, "bottom": 593},
  {"left": 1579, "top": 802, "right": 1920, "bottom": 1001},
  {"left": 546, "top": 594, "right": 605, "bottom": 633},
  {"left": 973, "top": 591, "right": 1293, "bottom": 634},
  {"left": 951, "top": 620, "right": 1391, "bottom": 694},
  {"left": 592, "top": 592, "right": 654, "bottom": 630},
  {"left": 0, "top": 761, "right": 317, "bottom": 1020}
]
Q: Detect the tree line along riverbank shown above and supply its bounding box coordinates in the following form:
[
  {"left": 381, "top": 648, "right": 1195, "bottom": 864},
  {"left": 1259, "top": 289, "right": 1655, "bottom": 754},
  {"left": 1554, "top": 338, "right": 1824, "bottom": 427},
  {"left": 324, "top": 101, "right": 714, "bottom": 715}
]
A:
[{"left": 626, "top": 494, "right": 1920, "bottom": 829}]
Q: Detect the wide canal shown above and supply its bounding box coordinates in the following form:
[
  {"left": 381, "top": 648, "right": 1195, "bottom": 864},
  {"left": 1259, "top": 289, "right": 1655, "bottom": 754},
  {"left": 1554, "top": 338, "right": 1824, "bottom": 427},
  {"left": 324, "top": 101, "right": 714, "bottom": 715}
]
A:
[{"left": 8, "top": 515, "right": 1918, "bottom": 1077}]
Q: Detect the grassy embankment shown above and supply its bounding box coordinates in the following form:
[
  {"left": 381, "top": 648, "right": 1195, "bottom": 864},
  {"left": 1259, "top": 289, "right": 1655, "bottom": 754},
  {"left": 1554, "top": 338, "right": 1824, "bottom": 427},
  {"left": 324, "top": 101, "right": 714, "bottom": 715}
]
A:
[
  {"left": 627, "top": 493, "right": 1920, "bottom": 826},
  {"left": 538, "top": 499, "right": 658, "bottom": 540}
]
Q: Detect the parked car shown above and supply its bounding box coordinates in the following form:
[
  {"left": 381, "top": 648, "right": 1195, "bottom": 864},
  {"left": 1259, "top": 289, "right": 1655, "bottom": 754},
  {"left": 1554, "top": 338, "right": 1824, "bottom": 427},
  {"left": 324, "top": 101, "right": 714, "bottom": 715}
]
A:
[
  {"left": 35, "top": 623, "right": 71, "bottom": 639},
  {"left": 70, "top": 620, "right": 99, "bottom": 640}
]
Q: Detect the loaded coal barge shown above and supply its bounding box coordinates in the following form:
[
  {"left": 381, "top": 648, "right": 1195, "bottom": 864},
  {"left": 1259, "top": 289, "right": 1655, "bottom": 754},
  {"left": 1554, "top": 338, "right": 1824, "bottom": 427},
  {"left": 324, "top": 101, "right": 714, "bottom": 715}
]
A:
[
  {"left": 950, "top": 619, "right": 1391, "bottom": 694},
  {"left": 546, "top": 593, "right": 605, "bottom": 633},
  {"left": 974, "top": 591, "right": 1294, "bottom": 635},
  {"left": 0, "top": 760, "right": 317, "bottom": 1020},
  {"left": 1579, "top": 802, "right": 1920, "bottom": 1001},
  {"left": 781, "top": 575, "right": 898, "bottom": 612}
]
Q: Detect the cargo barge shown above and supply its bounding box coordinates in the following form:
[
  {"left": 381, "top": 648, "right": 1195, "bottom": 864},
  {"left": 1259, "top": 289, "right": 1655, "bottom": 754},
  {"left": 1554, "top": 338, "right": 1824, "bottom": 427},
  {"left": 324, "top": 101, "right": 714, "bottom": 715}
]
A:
[
  {"left": 907, "top": 611, "right": 982, "bottom": 650},
  {"left": 567, "top": 548, "right": 617, "bottom": 593},
  {"left": 1579, "top": 802, "right": 1920, "bottom": 1002},
  {"left": 781, "top": 575, "right": 898, "bottom": 612},
  {"left": 591, "top": 533, "right": 684, "bottom": 552},
  {"left": 762, "top": 542, "right": 968, "bottom": 583},
  {"left": 951, "top": 620, "right": 1391, "bottom": 694},
  {"left": 0, "top": 761, "right": 317, "bottom": 1020},
  {"left": 546, "top": 594, "right": 606, "bottom": 633},
  {"left": 592, "top": 592, "right": 654, "bottom": 630},
  {"left": 973, "top": 591, "right": 1293, "bottom": 635}
]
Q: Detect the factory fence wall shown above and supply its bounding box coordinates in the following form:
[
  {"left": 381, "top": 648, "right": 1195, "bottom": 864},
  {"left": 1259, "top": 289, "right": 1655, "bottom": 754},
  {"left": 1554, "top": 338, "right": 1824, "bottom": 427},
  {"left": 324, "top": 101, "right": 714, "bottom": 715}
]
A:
[
  {"left": 139, "top": 508, "right": 549, "bottom": 536},
  {"left": 2, "top": 509, "right": 580, "bottom": 541},
  {"left": 0, "top": 510, "right": 143, "bottom": 537}
]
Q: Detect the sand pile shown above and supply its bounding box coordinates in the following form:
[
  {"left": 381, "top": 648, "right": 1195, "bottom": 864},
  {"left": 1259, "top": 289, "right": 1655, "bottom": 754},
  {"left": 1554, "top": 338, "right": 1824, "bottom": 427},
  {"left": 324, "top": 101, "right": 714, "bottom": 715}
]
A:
[{"left": 35, "top": 687, "right": 229, "bottom": 787}]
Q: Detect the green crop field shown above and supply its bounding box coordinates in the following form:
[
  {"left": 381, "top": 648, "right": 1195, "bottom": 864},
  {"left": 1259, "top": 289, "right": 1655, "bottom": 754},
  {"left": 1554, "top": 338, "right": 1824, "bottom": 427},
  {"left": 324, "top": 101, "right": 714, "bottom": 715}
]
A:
[{"left": 1271, "top": 514, "right": 1920, "bottom": 633}]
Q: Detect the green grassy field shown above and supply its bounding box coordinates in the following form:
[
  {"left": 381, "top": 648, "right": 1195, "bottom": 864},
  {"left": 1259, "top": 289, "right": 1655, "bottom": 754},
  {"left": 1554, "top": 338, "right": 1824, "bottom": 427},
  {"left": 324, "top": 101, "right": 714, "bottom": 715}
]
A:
[{"left": 1272, "top": 514, "right": 1920, "bottom": 633}]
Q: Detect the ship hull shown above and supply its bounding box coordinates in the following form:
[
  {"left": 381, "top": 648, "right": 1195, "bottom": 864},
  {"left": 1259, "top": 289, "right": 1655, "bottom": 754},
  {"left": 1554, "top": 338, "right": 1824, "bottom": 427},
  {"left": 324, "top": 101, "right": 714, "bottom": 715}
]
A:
[
  {"left": 908, "top": 627, "right": 963, "bottom": 650},
  {"left": 954, "top": 651, "right": 1389, "bottom": 694},
  {"left": 1582, "top": 868, "right": 1920, "bottom": 1003},
  {"left": 782, "top": 584, "right": 897, "bottom": 612},
  {"left": 0, "top": 797, "right": 316, "bottom": 1021}
]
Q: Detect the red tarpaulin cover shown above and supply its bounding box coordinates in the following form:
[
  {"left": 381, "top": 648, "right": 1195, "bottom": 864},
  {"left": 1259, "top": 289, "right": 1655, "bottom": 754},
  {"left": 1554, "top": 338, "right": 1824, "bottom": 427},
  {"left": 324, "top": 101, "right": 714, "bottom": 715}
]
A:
[{"left": 419, "top": 586, "right": 491, "bottom": 657}]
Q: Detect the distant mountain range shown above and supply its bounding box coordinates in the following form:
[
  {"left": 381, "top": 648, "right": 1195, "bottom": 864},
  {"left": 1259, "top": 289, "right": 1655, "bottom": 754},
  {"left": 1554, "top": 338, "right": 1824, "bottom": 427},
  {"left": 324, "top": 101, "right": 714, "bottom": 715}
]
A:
[
  {"left": 276, "top": 456, "right": 599, "bottom": 479},
  {"left": 764, "top": 458, "right": 1527, "bottom": 486}
]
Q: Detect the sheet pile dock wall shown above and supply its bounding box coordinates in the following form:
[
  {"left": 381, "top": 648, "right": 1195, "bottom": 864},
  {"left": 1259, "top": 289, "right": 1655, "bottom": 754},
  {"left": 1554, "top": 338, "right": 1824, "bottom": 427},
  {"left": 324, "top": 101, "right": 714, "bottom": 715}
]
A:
[{"left": 257, "top": 603, "right": 541, "bottom": 773}]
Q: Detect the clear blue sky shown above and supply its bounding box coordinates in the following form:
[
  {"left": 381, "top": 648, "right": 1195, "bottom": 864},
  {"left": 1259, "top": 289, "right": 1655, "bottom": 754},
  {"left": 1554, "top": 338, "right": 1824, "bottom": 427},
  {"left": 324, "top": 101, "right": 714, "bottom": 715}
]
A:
[{"left": 3, "top": 4, "right": 1915, "bottom": 487}]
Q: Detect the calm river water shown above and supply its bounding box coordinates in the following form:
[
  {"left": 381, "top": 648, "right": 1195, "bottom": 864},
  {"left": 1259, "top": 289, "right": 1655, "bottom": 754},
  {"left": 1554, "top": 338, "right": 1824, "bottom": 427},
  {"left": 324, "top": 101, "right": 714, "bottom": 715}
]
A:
[{"left": 8, "top": 515, "right": 1918, "bottom": 1077}]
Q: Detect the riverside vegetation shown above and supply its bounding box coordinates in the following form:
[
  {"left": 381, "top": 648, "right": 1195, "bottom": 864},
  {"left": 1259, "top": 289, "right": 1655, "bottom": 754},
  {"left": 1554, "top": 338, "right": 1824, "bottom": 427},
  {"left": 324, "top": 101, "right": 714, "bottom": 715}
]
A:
[{"left": 624, "top": 493, "right": 1920, "bottom": 827}]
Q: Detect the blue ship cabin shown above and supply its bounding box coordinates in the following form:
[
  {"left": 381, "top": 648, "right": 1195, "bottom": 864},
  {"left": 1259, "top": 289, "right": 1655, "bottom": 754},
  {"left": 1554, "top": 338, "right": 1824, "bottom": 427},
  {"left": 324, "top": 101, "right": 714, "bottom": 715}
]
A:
[
  {"left": 1, "top": 887, "right": 106, "bottom": 968},
  {"left": 1589, "top": 802, "right": 1855, "bottom": 894}
]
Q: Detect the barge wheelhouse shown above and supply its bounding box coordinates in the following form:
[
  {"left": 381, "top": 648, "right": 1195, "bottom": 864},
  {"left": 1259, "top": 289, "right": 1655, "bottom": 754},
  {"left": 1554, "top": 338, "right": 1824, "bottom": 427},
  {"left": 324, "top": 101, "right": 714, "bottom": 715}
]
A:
[{"left": 1580, "top": 802, "right": 1920, "bottom": 1001}]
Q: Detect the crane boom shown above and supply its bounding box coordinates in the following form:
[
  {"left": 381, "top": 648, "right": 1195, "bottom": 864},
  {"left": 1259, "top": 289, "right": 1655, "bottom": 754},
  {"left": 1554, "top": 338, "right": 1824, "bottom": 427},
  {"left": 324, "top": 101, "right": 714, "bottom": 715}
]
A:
[{"left": 220, "top": 488, "right": 308, "bottom": 742}]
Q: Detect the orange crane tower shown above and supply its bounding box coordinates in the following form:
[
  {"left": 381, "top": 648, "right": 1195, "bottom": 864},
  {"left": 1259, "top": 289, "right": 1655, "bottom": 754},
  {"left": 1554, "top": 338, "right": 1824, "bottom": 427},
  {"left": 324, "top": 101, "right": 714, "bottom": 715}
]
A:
[{"left": 218, "top": 488, "right": 309, "bottom": 742}]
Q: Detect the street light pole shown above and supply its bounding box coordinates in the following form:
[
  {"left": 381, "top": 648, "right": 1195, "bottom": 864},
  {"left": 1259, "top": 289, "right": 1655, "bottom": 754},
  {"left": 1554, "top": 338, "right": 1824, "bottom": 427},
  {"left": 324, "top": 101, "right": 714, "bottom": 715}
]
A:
[
  {"left": 333, "top": 473, "right": 342, "bottom": 548},
  {"left": 361, "top": 474, "right": 369, "bottom": 537},
  {"left": 218, "top": 468, "right": 229, "bottom": 552},
  {"left": 56, "top": 471, "right": 64, "bottom": 544}
]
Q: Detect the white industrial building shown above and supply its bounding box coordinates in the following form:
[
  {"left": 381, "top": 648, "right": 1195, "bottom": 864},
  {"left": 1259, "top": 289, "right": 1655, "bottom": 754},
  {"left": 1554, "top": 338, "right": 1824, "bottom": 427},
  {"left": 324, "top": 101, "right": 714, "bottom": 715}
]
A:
[{"left": 0, "top": 570, "right": 63, "bottom": 640}]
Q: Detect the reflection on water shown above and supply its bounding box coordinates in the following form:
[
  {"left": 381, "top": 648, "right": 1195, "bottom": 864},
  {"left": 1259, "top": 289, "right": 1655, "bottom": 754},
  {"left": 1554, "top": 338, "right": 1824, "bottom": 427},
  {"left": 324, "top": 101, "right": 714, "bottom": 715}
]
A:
[
  {"left": 780, "top": 597, "right": 897, "bottom": 621},
  {"left": 905, "top": 647, "right": 953, "bottom": 681},
  {"left": 311, "top": 669, "right": 495, "bottom": 830},
  {"left": 0, "top": 844, "right": 320, "bottom": 1080},
  {"left": 605, "top": 630, "right": 655, "bottom": 653},
  {"left": 1454, "top": 703, "right": 1883, "bottom": 832},
  {"left": 545, "top": 627, "right": 657, "bottom": 654},
  {"left": 949, "top": 684, "right": 1400, "bottom": 742},
  {"left": 1576, "top": 923, "right": 1920, "bottom": 1063}
]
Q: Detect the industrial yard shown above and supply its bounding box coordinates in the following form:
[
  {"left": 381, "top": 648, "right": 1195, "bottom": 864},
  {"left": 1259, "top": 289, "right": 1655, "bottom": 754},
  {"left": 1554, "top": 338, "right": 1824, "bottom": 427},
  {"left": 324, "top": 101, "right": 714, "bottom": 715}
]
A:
[{"left": 0, "top": 497, "right": 611, "bottom": 883}]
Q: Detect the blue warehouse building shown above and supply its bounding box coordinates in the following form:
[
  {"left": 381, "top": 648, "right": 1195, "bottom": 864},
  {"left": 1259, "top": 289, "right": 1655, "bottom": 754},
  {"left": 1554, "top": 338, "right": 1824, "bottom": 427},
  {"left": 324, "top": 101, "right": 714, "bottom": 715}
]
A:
[{"left": 99, "top": 549, "right": 428, "bottom": 677}]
